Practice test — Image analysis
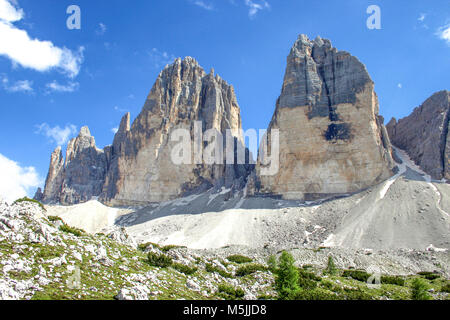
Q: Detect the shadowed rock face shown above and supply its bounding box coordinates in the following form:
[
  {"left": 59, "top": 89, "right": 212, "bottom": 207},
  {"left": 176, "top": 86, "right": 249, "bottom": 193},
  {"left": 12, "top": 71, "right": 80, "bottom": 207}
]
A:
[
  {"left": 39, "top": 127, "right": 108, "bottom": 205},
  {"left": 253, "top": 34, "right": 395, "bottom": 200},
  {"left": 386, "top": 90, "right": 450, "bottom": 180},
  {"left": 39, "top": 58, "right": 253, "bottom": 206}
]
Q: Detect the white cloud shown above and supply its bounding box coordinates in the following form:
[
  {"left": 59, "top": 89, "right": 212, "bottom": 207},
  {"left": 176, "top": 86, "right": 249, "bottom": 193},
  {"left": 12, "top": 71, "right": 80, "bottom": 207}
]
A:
[
  {"left": 437, "top": 24, "right": 450, "bottom": 45},
  {"left": 1, "top": 74, "right": 33, "bottom": 92},
  {"left": 397, "top": 83, "right": 402, "bottom": 89},
  {"left": 96, "top": 23, "right": 107, "bottom": 35},
  {"left": 418, "top": 13, "right": 426, "bottom": 22},
  {"left": 0, "top": 0, "right": 84, "bottom": 78},
  {"left": 0, "top": 153, "right": 42, "bottom": 204},
  {"left": 114, "top": 105, "right": 129, "bottom": 113},
  {"left": 193, "top": 0, "right": 214, "bottom": 11},
  {"left": 111, "top": 127, "right": 119, "bottom": 134},
  {"left": 148, "top": 48, "right": 176, "bottom": 69},
  {"left": 46, "top": 80, "right": 79, "bottom": 93},
  {"left": 244, "top": 0, "right": 270, "bottom": 19},
  {"left": 35, "top": 123, "right": 78, "bottom": 146},
  {"left": 0, "top": 0, "right": 23, "bottom": 22}
]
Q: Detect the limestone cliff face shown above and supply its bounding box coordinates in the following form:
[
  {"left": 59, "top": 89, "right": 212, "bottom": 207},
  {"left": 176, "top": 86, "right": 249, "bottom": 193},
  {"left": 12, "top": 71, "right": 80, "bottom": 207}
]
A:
[
  {"left": 39, "top": 127, "right": 108, "bottom": 205},
  {"left": 101, "top": 57, "right": 252, "bottom": 205},
  {"left": 254, "top": 35, "right": 395, "bottom": 200},
  {"left": 386, "top": 90, "right": 450, "bottom": 180}
]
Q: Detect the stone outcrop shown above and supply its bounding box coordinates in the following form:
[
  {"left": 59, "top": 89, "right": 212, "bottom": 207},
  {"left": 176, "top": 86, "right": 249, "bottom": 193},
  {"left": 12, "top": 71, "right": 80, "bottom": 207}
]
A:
[
  {"left": 39, "top": 127, "right": 108, "bottom": 205},
  {"left": 253, "top": 35, "right": 395, "bottom": 200},
  {"left": 101, "top": 57, "right": 252, "bottom": 206},
  {"left": 386, "top": 90, "right": 450, "bottom": 180},
  {"left": 39, "top": 58, "right": 253, "bottom": 206}
]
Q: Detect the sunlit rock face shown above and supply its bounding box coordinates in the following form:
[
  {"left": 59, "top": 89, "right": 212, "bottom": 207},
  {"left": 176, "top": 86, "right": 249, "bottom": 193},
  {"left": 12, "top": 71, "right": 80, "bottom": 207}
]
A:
[
  {"left": 100, "top": 57, "right": 253, "bottom": 206},
  {"left": 253, "top": 34, "right": 395, "bottom": 200},
  {"left": 387, "top": 90, "right": 450, "bottom": 180}
]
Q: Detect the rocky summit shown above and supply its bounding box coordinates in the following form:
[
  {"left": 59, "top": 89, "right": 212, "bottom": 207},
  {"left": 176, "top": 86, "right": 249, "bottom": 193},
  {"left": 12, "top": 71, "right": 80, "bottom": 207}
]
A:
[
  {"left": 386, "top": 90, "right": 450, "bottom": 180},
  {"left": 39, "top": 57, "right": 253, "bottom": 206},
  {"left": 253, "top": 35, "right": 395, "bottom": 200}
]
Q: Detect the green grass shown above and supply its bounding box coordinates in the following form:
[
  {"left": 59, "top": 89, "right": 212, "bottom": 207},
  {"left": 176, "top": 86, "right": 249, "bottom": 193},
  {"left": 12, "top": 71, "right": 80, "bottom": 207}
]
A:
[{"left": 417, "top": 271, "right": 440, "bottom": 281}]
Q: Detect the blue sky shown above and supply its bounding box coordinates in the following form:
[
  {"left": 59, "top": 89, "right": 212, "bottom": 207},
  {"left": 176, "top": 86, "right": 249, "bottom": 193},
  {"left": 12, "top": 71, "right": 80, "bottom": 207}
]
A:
[{"left": 0, "top": 0, "right": 449, "bottom": 202}]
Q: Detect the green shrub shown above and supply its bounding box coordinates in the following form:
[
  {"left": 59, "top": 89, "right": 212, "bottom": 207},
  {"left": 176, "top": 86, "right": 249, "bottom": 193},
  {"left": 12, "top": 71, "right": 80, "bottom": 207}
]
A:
[
  {"left": 411, "top": 278, "right": 432, "bottom": 300},
  {"left": 226, "top": 254, "right": 253, "bottom": 264},
  {"left": 235, "top": 264, "right": 267, "bottom": 277},
  {"left": 342, "top": 269, "right": 371, "bottom": 282},
  {"left": 13, "top": 197, "right": 46, "bottom": 211},
  {"left": 205, "top": 263, "right": 233, "bottom": 278},
  {"left": 147, "top": 252, "right": 173, "bottom": 268},
  {"left": 381, "top": 275, "right": 405, "bottom": 286},
  {"left": 173, "top": 263, "right": 198, "bottom": 275},
  {"left": 59, "top": 224, "right": 85, "bottom": 237},
  {"left": 324, "top": 256, "right": 337, "bottom": 275},
  {"left": 47, "top": 216, "right": 62, "bottom": 223},
  {"left": 298, "top": 268, "right": 321, "bottom": 289},
  {"left": 417, "top": 271, "right": 440, "bottom": 281},
  {"left": 217, "top": 283, "right": 245, "bottom": 300},
  {"left": 268, "top": 255, "right": 278, "bottom": 273},
  {"left": 290, "top": 288, "right": 339, "bottom": 300},
  {"left": 161, "top": 245, "right": 183, "bottom": 252},
  {"left": 440, "top": 282, "right": 450, "bottom": 293},
  {"left": 275, "top": 251, "right": 299, "bottom": 300},
  {"left": 340, "top": 288, "right": 374, "bottom": 300}
]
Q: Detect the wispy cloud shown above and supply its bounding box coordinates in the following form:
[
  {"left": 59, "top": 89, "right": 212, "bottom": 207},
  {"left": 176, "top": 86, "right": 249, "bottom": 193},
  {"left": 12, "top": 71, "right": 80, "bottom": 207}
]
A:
[
  {"left": 437, "top": 24, "right": 450, "bottom": 45},
  {"left": 192, "top": 0, "right": 215, "bottom": 11},
  {"left": 418, "top": 13, "right": 426, "bottom": 22},
  {"left": 0, "top": 0, "right": 84, "bottom": 78},
  {"left": 1, "top": 74, "right": 33, "bottom": 92},
  {"left": 148, "top": 48, "right": 176, "bottom": 69},
  {"left": 397, "top": 83, "right": 402, "bottom": 89},
  {"left": 114, "top": 105, "right": 129, "bottom": 113},
  {"left": 35, "top": 123, "right": 78, "bottom": 146},
  {"left": 111, "top": 127, "right": 119, "bottom": 134},
  {"left": 46, "top": 80, "right": 79, "bottom": 93},
  {"left": 244, "top": 0, "right": 270, "bottom": 19},
  {"left": 0, "top": 153, "right": 42, "bottom": 204},
  {"left": 96, "top": 22, "right": 107, "bottom": 35}
]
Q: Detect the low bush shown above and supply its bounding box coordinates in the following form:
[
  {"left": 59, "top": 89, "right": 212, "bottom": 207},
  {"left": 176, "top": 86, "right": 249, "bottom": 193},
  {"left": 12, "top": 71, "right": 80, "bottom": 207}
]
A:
[
  {"left": 411, "top": 278, "right": 432, "bottom": 300},
  {"left": 147, "top": 252, "right": 173, "bottom": 268},
  {"left": 205, "top": 263, "right": 233, "bottom": 278},
  {"left": 59, "top": 224, "right": 85, "bottom": 237},
  {"left": 161, "top": 245, "right": 183, "bottom": 252},
  {"left": 342, "top": 269, "right": 371, "bottom": 282},
  {"left": 290, "top": 288, "right": 339, "bottom": 300},
  {"left": 47, "top": 216, "right": 63, "bottom": 223},
  {"left": 440, "top": 282, "right": 450, "bottom": 293},
  {"left": 226, "top": 255, "right": 253, "bottom": 264},
  {"left": 298, "top": 269, "right": 321, "bottom": 289},
  {"left": 381, "top": 275, "right": 405, "bottom": 286},
  {"left": 13, "top": 197, "right": 46, "bottom": 211},
  {"left": 417, "top": 271, "right": 440, "bottom": 281},
  {"left": 172, "top": 263, "right": 198, "bottom": 275},
  {"left": 235, "top": 264, "right": 267, "bottom": 277},
  {"left": 217, "top": 283, "right": 245, "bottom": 300}
]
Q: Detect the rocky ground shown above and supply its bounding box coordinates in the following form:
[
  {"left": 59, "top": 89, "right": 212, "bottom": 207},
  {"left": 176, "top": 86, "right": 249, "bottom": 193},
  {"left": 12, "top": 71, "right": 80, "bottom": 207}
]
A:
[{"left": 1, "top": 198, "right": 450, "bottom": 300}]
